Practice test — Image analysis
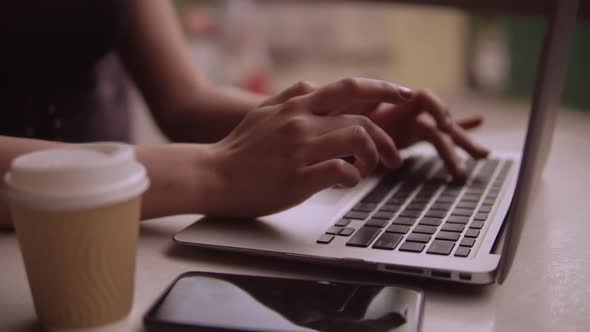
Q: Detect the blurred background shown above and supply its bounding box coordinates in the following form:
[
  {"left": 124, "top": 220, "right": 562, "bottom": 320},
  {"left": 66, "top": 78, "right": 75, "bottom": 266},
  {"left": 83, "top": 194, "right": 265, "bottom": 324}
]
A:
[{"left": 132, "top": 0, "right": 590, "bottom": 143}]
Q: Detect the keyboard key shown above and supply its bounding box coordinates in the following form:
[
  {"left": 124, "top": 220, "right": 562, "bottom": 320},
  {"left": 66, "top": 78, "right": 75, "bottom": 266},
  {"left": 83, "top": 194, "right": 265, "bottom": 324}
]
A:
[
  {"left": 416, "top": 191, "right": 435, "bottom": 199},
  {"left": 446, "top": 181, "right": 465, "bottom": 189},
  {"left": 468, "top": 183, "right": 487, "bottom": 190},
  {"left": 317, "top": 234, "right": 334, "bottom": 244},
  {"left": 478, "top": 206, "right": 492, "bottom": 213},
  {"left": 470, "top": 221, "right": 485, "bottom": 229},
  {"left": 464, "top": 229, "right": 480, "bottom": 238},
  {"left": 346, "top": 227, "right": 381, "bottom": 247},
  {"left": 326, "top": 226, "right": 341, "bottom": 235},
  {"left": 361, "top": 195, "right": 384, "bottom": 204},
  {"left": 413, "top": 225, "right": 437, "bottom": 234},
  {"left": 364, "top": 188, "right": 389, "bottom": 202},
  {"left": 392, "top": 217, "right": 416, "bottom": 226},
  {"left": 474, "top": 213, "right": 488, "bottom": 221},
  {"left": 365, "top": 218, "right": 389, "bottom": 228},
  {"left": 430, "top": 202, "right": 452, "bottom": 211},
  {"left": 380, "top": 203, "right": 401, "bottom": 212},
  {"left": 435, "top": 196, "right": 456, "bottom": 204},
  {"left": 461, "top": 195, "right": 480, "bottom": 203},
  {"left": 441, "top": 223, "right": 465, "bottom": 233},
  {"left": 420, "top": 185, "right": 439, "bottom": 193},
  {"left": 466, "top": 188, "right": 484, "bottom": 195},
  {"left": 406, "top": 233, "right": 431, "bottom": 243},
  {"left": 372, "top": 233, "right": 403, "bottom": 250},
  {"left": 427, "top": 240, "right": 455, "bottom": 255},
  {"left": 411, "top": 197, "right": 430, "bottom": 204},
  {"left": 454, "top": 246, "right": 471, "bottom": 257},
  {"left": 463, "top": 158, "right": 476, "bottom": 174},
  {"left": 399, "top": 241, "right": 426, "bottom": 253},
  {"left": 431, "top": 168, "right": 449, "bottom": 181},
  {"left": 442, "top": 187, "right": 462, "bottom": 195},
  {"left": 344, "top": 211, "right": 370, "bottom": 220},
  {"left": 387, "top": 197, "right": 406, "bottom": 205},
  {"left": 425, "top": 210, "right": 447, "bottom": 218},
  {"left": 483, "top": 198, "right": 496, "bottom": 205},
  {"left": 335, "top": 218, "right": 351, "bottom": 227},
  {"left": 435, "top": 231, "right": 460, "bottom": 241},
  {"left": 451, "top": 208, "right": 474, "bottom": 217},
  {"left": 406, "top": 203, "right": 427, "bottom": 211},
  {"left": 419, "top": 217, "right": 442, "bottom": 226},
  {"left": 396, "top": 186, "right": 416, "bottom": 195},
  {"left": 456, "top": 201, "right": 477, "bottom": 209},
  {"left": 338, "top": 227, "right": 355, "bottom": 236},
  {"left": 386, "top": 224, "right": 411, "bottom": 234},
  {"left": 400, "top": 210, "right": 422, "bottom": 218},
  {"left": 460, "top": 237, "right": 476, "bottom": 247},
  {"left": 447, "top": 216, "right": 470, "bottom": 224},
  {"left": 392, "top": 190, "right": 412, "bottom": 199},
  {"left": 372, "top": 211, "right": 393, "bottom": 220},
  {"left": 353, "top": 203, "right": 377, "bottom": 212}
]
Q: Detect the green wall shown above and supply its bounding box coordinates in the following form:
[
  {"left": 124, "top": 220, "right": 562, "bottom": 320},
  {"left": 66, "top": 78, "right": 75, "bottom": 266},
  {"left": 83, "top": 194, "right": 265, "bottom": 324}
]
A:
[{"left": 505, "top": 17, "right": 590, "bottom": 111}]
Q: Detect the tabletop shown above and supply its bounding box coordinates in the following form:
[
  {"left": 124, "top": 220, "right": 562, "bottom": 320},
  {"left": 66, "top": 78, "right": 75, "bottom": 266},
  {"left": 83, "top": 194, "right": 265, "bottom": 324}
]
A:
[{"left": 1, "top": 95, "right": 589, "bottom": 332}]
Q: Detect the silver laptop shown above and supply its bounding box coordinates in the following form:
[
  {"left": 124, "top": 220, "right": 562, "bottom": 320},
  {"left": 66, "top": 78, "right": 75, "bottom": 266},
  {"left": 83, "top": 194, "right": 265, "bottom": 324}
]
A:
[{"left": 175, "top": 0, "right": 578, "bottom": 285}]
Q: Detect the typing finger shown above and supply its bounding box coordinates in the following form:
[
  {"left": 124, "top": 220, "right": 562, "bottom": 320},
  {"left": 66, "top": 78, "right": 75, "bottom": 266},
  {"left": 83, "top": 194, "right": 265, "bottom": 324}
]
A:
[
  {"left": 456, "top": 116, "right": 484, "bottom": 130},
  {"left": 306, "top": 114, "right": 402, "bottom": 169},
  {"left": 300, "top": 159, "right": 361, "bottom": 192},
  {"left": 313, "top": 115, "right": 402, "bottom": 169},
  {"left": 303, "top": 126, "right": 380, "bottom": 177},
  {"left": 304, "top": 78, "right": 412, "bottom": 115},
  {"left": 396, "top": 90, "right": 453, "bottom": 132},
  {"left": 450, "top": 124, "right": 490, "bottom": 160},
  {"left": 419, "top": 125, "right": 466, "bottom": 180},
  {"left": 259, "top": 81, "right": 317, "bottom": 107}
]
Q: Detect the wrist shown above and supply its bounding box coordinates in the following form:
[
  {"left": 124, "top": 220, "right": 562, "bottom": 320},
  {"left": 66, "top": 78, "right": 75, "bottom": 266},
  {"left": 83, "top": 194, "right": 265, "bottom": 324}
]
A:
[{"left": 134, "top": 143, "right": 223, "bottom": 219}]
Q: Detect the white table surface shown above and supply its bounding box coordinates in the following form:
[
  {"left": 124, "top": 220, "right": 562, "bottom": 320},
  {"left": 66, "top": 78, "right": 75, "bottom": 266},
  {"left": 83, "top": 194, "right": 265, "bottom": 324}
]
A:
[{"left": 1, "top": 96, "right": 589, "bottom": 332}]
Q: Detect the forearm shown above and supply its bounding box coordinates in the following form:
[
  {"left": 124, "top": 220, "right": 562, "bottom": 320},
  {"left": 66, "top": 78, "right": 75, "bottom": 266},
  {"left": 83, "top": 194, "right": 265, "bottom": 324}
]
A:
[
  {"left": 120, "top": 0, "right": 264, "bottom": 143},
  {"left": 155, "top": 81, "right": 264, "bottom": 143},
  {"left": 0, "top": 137, "right": 221, "bottom": 228}
]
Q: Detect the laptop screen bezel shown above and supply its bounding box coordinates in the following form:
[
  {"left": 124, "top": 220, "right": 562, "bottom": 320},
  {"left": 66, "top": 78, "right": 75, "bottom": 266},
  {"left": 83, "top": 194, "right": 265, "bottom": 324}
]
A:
[{"left": 496, "top": 0, "right": 579, "bottom": 284}]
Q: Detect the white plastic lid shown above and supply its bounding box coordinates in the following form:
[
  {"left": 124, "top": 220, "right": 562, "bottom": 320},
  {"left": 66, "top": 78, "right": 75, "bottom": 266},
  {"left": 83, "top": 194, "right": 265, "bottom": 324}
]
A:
[{"left": 3, "top": 143, "right": 149, "bottom": 210}]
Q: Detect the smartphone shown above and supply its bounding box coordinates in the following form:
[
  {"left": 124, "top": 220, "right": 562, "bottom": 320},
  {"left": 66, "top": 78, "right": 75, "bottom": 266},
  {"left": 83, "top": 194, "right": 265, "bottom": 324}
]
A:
[{"left": 144, "top": 271, "right": 424, "bottom": 332}]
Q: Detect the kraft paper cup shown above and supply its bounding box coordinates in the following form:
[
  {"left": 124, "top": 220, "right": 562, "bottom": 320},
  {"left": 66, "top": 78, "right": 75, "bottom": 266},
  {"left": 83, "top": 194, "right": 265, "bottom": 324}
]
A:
[{"left": 3, "top": 143, "right": 149, "bottom": 330}]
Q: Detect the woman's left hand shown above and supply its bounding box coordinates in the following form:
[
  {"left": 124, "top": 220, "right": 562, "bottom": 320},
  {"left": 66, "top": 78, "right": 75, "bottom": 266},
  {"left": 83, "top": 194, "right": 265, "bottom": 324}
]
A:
[{"left": 368, "top": 89, "right": 489, "bottom": 180}]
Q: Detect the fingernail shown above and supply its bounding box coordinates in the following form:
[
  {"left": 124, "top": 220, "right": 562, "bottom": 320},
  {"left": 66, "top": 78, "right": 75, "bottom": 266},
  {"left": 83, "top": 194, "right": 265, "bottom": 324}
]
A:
[
  {"left": 399, "top": 86, "right": 413, "bottom": 101},
  {"left": 475, "top": 149, "right": 490, "bottom": 160},
  {"left": 456, "top": 167, "right": 467, "bottom": 181},
  {"left": 391, "top": 153, "right": 403, "bottom": 169}
]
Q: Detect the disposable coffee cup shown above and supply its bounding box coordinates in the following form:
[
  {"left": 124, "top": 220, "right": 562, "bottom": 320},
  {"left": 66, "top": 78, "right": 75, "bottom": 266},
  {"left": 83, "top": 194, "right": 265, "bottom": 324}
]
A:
[{"left": 3, "top": 143, "right": 149, "bottom": 330}]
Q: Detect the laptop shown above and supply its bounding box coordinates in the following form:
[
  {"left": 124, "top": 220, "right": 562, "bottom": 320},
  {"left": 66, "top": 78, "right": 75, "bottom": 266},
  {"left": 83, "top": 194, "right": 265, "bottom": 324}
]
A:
[{"left": 174, "top": 0, "right": 578, "bottom": 285}]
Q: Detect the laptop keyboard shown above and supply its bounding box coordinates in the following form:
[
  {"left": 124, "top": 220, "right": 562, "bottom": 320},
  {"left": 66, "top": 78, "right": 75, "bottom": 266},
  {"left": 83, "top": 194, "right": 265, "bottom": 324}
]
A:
[{"left": 316, "top": 156, "right": 513, "bottom": 258}]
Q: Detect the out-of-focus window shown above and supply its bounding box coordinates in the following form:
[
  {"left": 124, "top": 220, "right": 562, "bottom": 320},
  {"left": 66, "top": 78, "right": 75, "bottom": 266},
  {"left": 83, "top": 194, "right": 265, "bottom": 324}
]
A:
[{"left": 174, "top": 0, "right": 589, "bottom": 111}]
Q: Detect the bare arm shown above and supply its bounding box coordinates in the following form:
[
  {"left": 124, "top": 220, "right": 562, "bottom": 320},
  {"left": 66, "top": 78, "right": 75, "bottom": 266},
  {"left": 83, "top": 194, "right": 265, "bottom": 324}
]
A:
[
  {"left": 119, "top": 0, "right": 264, "bottom": 143},
  {"left": 0, "top": 136, "right": 217, "bottom": 229},
  {"left": 1, "top": 78, "right": 488, "bottom": 228}
]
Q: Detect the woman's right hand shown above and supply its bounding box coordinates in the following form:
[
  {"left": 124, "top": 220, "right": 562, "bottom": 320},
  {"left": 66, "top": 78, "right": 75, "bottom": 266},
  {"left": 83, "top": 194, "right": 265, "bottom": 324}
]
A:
[{"left": 205, "top": 78, "right": 415, "bottom": 217}]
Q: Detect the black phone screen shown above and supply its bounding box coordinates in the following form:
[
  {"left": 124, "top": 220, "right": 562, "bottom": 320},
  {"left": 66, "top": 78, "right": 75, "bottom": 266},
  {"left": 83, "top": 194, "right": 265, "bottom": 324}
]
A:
[{"left": 144, "top": 271, "right": 424, "bottom": 332}]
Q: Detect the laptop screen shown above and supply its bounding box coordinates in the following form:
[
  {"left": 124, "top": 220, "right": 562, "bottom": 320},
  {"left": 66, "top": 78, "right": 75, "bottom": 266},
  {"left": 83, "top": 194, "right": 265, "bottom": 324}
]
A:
[{"left": 497, "top": 0, "right": 579, "bottom": 283}]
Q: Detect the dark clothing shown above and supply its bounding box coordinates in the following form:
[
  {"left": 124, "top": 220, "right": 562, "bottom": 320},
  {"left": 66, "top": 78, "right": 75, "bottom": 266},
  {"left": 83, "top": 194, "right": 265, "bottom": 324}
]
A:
[{"left": 0, "top": 0, "right": 131, "bottom": 142}]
